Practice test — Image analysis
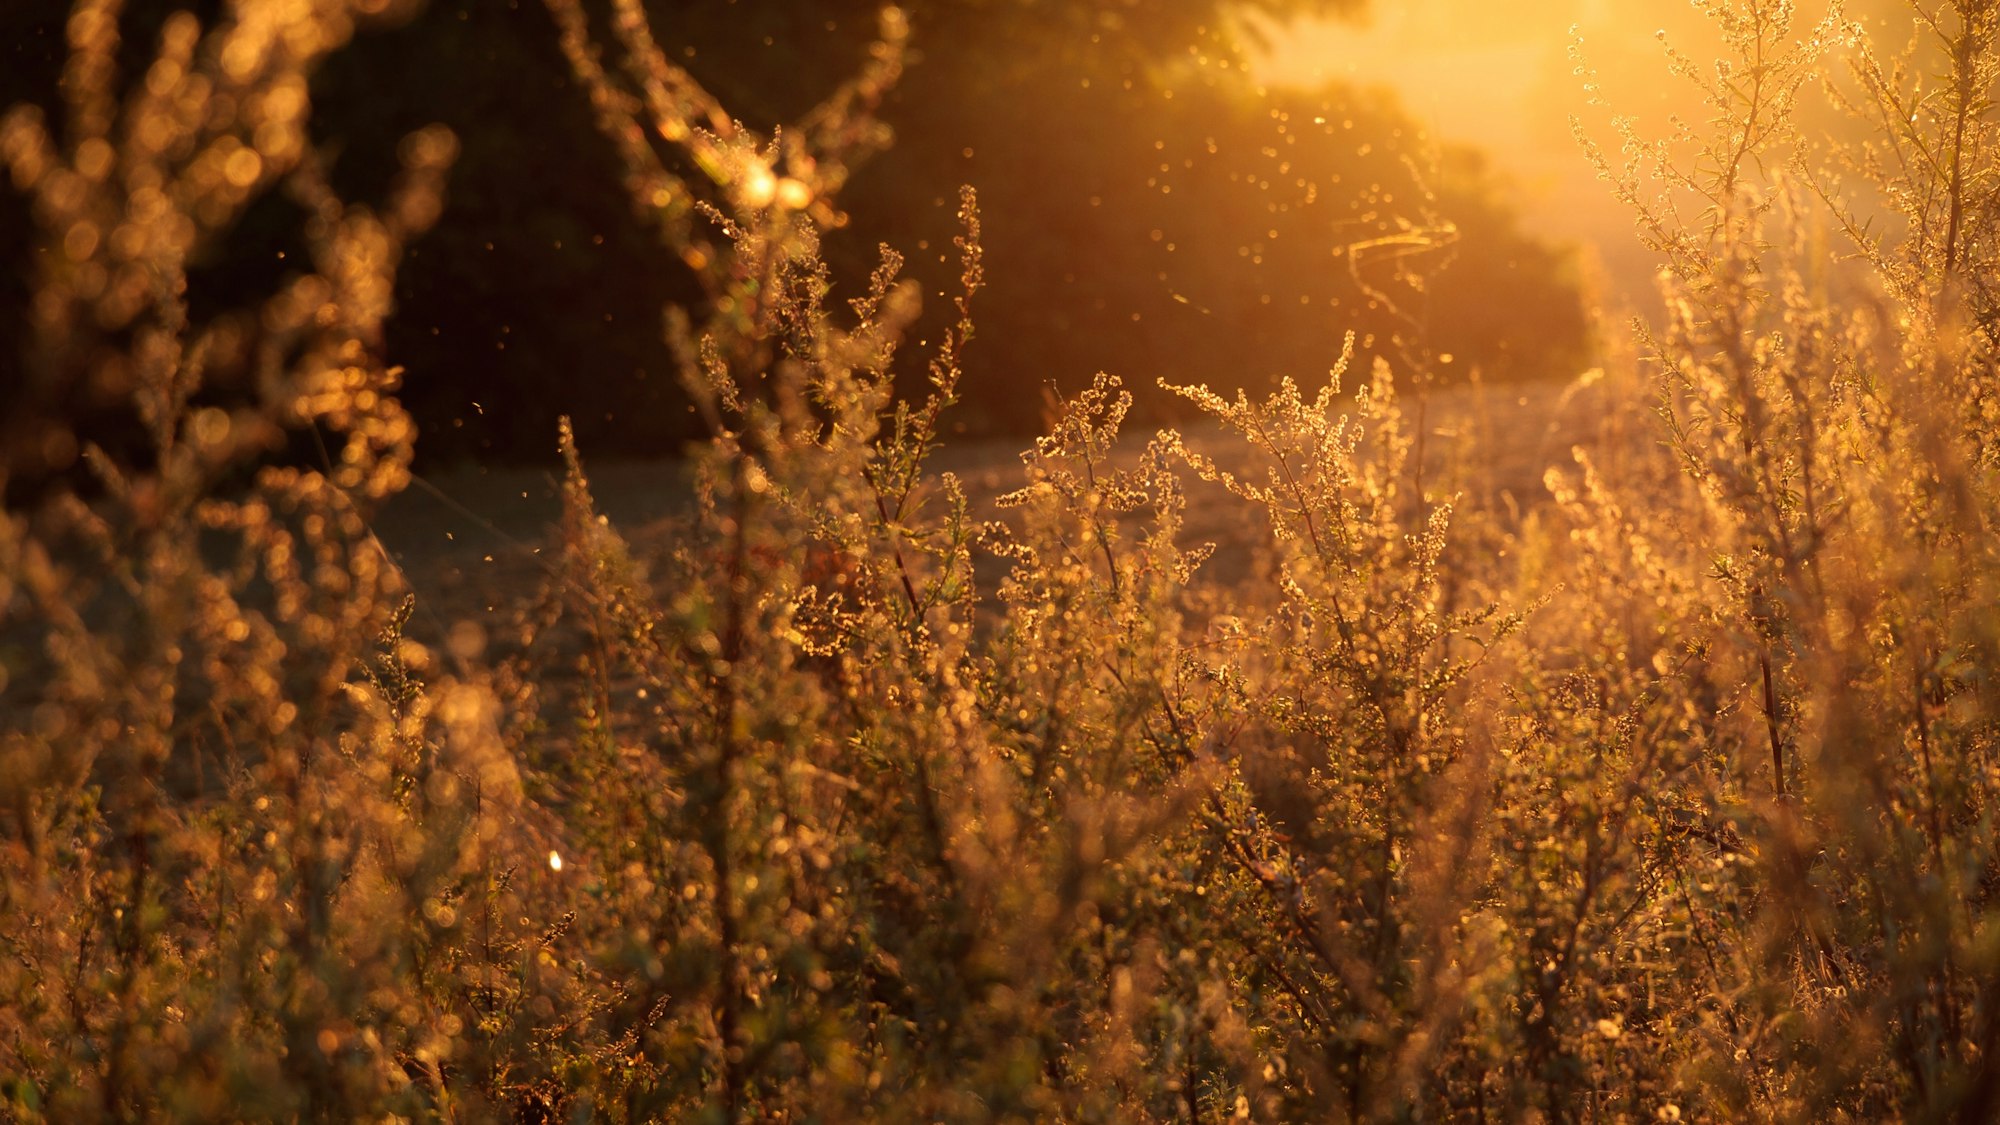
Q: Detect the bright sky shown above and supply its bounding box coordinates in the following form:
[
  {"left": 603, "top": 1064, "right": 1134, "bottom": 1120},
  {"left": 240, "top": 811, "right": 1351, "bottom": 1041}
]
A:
[{"left": 1250, "top": 0, "right": 1888, "bottom": 301}]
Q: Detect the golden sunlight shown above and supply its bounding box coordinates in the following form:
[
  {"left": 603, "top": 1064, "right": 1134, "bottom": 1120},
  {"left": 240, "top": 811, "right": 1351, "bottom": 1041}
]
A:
[
  {"left": 6, "top": 0, "right": 1998, "bottom": 1117},
  {"left": 1253, "top": 0, "right": 1908, "bottom": 296}
]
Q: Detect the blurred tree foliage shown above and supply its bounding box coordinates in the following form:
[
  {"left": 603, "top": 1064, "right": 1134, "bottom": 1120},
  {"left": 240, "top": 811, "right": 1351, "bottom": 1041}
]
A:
[{"left": 2, "top": 0, "right": 1587, "bottom": 465}]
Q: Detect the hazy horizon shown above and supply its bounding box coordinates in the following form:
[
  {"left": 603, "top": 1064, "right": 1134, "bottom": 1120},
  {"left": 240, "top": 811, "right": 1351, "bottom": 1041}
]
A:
[{"left": 1250, "top": 0, "right": 1892, "bottom": 304}]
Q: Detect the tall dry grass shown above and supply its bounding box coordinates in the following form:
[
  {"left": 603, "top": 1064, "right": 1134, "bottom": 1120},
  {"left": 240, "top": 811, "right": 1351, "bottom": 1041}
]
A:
[{"left": 4, "top": 0, "right": 1999, "bottom": 1120}]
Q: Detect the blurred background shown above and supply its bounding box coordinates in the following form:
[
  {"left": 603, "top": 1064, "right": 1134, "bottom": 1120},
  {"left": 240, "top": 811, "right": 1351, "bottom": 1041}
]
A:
[
  {"left": 1257, "top": 0, "right": 1913, "bottom": 309},
  {"left": 2, "top": 0, "right": 1632, "bottom": 469}
]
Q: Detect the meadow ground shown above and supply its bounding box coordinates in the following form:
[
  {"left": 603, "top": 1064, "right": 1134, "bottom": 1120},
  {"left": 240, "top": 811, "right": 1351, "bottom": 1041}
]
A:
[{"left": 379, "top": 372, "right": 1621, "bottom": 625}]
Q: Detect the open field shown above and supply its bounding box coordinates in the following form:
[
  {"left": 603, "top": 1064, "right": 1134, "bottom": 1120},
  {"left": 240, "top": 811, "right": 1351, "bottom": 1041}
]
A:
[{"left": 380, "top": 375, "right": 1624, "bottom": 616}]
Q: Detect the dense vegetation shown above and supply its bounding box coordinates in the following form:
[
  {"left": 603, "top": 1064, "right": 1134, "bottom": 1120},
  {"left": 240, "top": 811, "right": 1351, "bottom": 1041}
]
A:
[{"left": 4, "top": 0, "right": 1999, "bottom": 1120}]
